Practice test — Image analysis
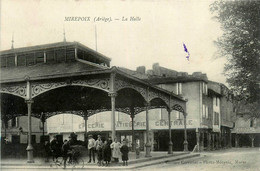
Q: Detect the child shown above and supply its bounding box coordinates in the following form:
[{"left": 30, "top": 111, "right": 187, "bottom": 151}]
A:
[
  {"left": 120, "top": 140, "right": 129, "bottom": 166},
  {"left": 102, "top": 140, "right": 111, "bottom": 166}
]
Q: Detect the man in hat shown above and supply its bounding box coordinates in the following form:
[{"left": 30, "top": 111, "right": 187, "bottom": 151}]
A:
[
  {"left": 88, "top": 134, "right": 96, "bottom": 163},
  {"left": 50, "top": 136, "right": 59, "bottom": 162}
]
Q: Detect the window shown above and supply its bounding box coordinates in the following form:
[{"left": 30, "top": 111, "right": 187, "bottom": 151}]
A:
[
  {"left": 202, "top": 104, "right": 208, "bottom": 118},
  {"left": 215, "top": 97, "right": 218, "bottom": 106},
  {"left": 214, "top": 112, "right": 219, "bottom": 125},
  {"left": 46, "top": 51, "right": 55, "bottom": 62},
  {"left": 66, "top": 50, "right": 75, "bottom": 61},
  {"left": 213, "top": 112, "right": 219, "bottom": 125},
  {"left": 250, "top": 119, "right": 254, "bottom": 127},
  {"left": 35, "top": 52, "right": 44, "bottom": 63},
  {"left": 1, "top": 57, "right": 7, "bottom": 67},
  {"left": 6, "top": 56, "right": 15, "bottom": 67},
  {"left": 206, "top": 106, "right": 208, "bottom": 119},
  {"left": 202, "top": 82, "right": 208, "bottom": 95},
  {"left": 17, "top": 55, "right": 26, "bottom": 66},
  {"left": 202, "top": 104, "right": 205, "bottom": 118},
  {"left": 26, "top": 55, "right": 35, "bottom": 66},
  {"left": 56, "top": 50, "right": 66, "bottom": 62},
  {"left": 205, "top": 84, "right": 208, "bottom": 95}
]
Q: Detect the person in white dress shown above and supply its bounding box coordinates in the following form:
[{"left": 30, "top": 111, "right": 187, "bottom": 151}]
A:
[{"left": 110, "top": 138, "right": 121, "bottom": 163}]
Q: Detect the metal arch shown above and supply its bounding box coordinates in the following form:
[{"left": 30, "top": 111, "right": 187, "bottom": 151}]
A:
[
  {"left": 31, "top": 78, "right": 110, "bottom": 98},
  {"left": 148, "top": 96, "right": 170, "bottom": 110},
  {"left": 0, "top": 85, "right": 27, "bottom": 99},
  {"left": 148, "top": 89, "right": 170, "bottom": 108},
  {"left": 115, "top": 79, "right": 147, "bottom": 101},
  {"left": 171, "top": 104, "right": 185, "bottom": 113}
]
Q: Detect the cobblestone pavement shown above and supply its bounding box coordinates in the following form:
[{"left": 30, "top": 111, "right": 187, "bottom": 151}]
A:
[{"left": 139, "top": 148, "right": 260, "bottom": 171}]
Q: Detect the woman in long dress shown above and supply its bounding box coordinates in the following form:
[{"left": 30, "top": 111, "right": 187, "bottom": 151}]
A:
[{"left": 110, "top": 138, "right": 121, "bottom": 163}]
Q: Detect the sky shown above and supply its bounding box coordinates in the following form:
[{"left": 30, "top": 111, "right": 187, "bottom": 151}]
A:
[{"left": 0, "top": 0, "right": 227, "bottom": 84}]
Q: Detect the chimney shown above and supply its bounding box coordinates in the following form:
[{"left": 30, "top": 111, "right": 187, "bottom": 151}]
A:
[
  {"left": 152, "top": 63, "right": 160, "bottom": 76},
  {"left": 136, "top": 66, "right": 146, "bottom": 74},
  {"left": 192, "top": 72, "right": 202, "bottom": 77}
]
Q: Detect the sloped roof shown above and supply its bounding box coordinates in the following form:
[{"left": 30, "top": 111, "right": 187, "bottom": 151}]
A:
[
  {"left": 144, "top": 76, "right": 207, "bottom": 84},
  {"left": 0, "top": 41, "right": 111, "bottom": 62},
  {"left": 0, "top": 61, "right": 109, "bottom": 83}
]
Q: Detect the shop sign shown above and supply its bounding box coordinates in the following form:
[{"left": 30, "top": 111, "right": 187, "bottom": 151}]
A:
[
  {"left": 78, "top": 119, "right": 195, "bottom": 131},
  {"left": 154, "top": 119, "right": 193, "bottom": 127}
]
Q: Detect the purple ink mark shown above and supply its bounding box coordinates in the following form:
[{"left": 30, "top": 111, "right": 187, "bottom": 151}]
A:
[{"left": 183, "top": 43, "right": 190, "bottom": 61}]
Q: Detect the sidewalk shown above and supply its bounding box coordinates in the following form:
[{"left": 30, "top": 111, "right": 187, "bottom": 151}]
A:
[{"left": 0, "top": 151, "right": 200, "bottom": 170}]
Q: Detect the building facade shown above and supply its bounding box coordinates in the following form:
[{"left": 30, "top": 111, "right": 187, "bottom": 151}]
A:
[
  {"left": 138, "top": 63, "right": 235, "bottom": 151},
  {"left": 232, "top": 102, "right": 260, "bottom": 148},
  {"left": 1, "top": 116, "right": 47, "bottom": 144},
  {"left": 47, "top": 63, "right": 236, "bottom": 151}
]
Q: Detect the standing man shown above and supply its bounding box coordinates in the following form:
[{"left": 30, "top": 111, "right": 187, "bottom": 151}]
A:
[
  {"left": 50, "top": 136, "right": 59, "bottom": 162},
  {"left": 95, "top": 135, "right": 103, "bottom": 166},
  {"left": 88, "top": 134, "right": 96, "bottom": 163}
]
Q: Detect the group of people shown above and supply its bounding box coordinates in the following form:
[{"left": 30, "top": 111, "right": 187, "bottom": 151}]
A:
[
  {"left": 88, "top": 134, "right": 129, "bottom": 166},
  {"left": 45, "top": 134, "right": 130, "bottom": 168}
]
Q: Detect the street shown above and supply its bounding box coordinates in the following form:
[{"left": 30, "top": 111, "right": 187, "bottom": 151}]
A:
[
  {"left": 140, "top": 148, "right": 260, "bottom": 171},
  {"left": 1, "top": 148, "right": 259, "bottom": 171}
]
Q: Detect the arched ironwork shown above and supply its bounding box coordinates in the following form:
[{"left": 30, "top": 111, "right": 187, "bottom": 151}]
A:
[
  {"left": 31, "top": 78, "right": 110, "bottom": 98},
  {"left": 148, "top": 90, "right": 170, "bottom": 107},
  {"left": 115, "top": 79, "right": 147, "bottom": 100},
  {"left": 0, "top": 85, "right": 27, "bottom": 99},
  {"left": 172, "top": 104, "right": 185, "bottom": 113}
]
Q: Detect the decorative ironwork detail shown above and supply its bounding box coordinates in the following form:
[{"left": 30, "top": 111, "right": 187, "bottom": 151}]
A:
[
  {"left": 72, "top": 78, "right": 110, "bottom": 91},
  {"left": 172, "top": 104, "right": 184, "bottom": 113},
  {"left": 0, "top": 84, "right": 26, "bottom": 98},
  {"left": 115, "top": 79, "right": 147, "bottom": 100},
  {"left": 116, "top": 107, "right": 131, "bottom": 115},
  {"left": 87, "top": 109, "right": 110, "bottom": 117},
  {"left": 31, "top": 82, "right": 67, "bottom": 98},
  {"left": 134, "top": 106, "right": 146, "bottom": 115},
  {"left": 42, "top": 110, "right": 85, "bottom": 119},
  {"left": 31, "top": 78, "right": 110, "bottom": 98},
  {"left": 148, "top": 90, "right": 169, "bottom": 107}
]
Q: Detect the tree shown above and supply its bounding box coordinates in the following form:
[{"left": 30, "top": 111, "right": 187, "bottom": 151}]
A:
[{"left": 210, "top": 0, "right": 260, "bottom": 118}]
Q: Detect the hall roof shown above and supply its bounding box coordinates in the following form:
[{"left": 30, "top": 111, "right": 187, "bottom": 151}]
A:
[
  {"left": 0, "top": 41, "right": 187, "bottom": 110},
  {"left": 0, "top": 41, "right": 111, "bottom": 62},
  {"left": 0, "top": 61, "right": 110, "bottom": 83}
]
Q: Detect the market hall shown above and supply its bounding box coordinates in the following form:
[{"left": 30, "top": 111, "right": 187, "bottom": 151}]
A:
[{"left": 0, "top": 41, "right": 187, "bottom": 162}]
